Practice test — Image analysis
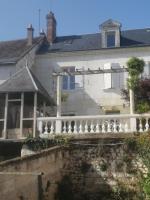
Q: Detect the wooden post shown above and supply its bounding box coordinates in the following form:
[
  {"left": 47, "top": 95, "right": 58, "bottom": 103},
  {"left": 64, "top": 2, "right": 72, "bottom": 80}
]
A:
[
  {"left": 33, "top": 92, "right": 37, "bottom": 137},
  {"left": 129, "top": 89, "right": 136, "bottom": 132},
  {"left": 56, "top": 76, "right": 62, "bottom": 134},
  {"left": 129, "top": 89, "right": 135, "bottom": 114},
  {"left": 57, "top": 75, "right": 62, "bottom": 117},
  {"left": 43, "top": 101, "right": 46, "bottom": 117},
  {"left": 3, "top": 93, "right": 8, "bottom": 139},
  {"left": 20, "top": 92, "right": 24, "bottom": 138}
]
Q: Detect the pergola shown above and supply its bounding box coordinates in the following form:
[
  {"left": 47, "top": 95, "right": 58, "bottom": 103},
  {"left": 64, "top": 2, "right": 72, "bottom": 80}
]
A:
[
  {"left": 0, "top": 66, "right": 54, "bottom": 139},
  {"left": 52, "top": 66, "right": 134, "bottom": 118}
]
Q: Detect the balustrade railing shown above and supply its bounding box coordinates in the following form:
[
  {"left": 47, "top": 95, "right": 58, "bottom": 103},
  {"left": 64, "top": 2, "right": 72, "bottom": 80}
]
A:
[{"left": 37, "top": 114, "right": 150, "bottom": 137}]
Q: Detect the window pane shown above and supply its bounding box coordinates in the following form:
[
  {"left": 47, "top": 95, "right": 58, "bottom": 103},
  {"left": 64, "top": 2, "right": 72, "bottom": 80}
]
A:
[
  {"left": 8, "top": 93, "right": 21, "bottom": 99},
  {"left": 24, "top": 92, "right": 34, "bottom": 118},
  {"left": 70, "top": 76, "right": 75, "bottom": 89},
  {"left": 63, "top": 75, "right": 68, "bottom": 90},
  {"left": 107, "top": 32, "right": 115, "bottom": 47}
]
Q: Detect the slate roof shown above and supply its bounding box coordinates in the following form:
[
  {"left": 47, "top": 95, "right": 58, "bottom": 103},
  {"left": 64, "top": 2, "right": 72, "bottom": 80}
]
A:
[
  {"left": 0, "top": 66, "right": 54, "bottom": 105},
  {"left": 38, "top": 28, "right": 150, "bottom": 54},
  {"left": 0, "top": 36, "right": 43, "bottom": 65}
]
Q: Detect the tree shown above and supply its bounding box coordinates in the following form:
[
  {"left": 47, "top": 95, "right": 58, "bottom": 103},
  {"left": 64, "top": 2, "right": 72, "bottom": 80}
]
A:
[
  {"left": 127, "top": 57, "right": 145, "bottom": 90},
  {"left": 122, "top": 57, "right": 150, "bottom": 113}
]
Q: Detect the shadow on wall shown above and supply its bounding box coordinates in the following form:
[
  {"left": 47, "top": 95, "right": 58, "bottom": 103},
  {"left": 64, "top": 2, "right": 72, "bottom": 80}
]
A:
[{"left": 54, "top": 140, "right": 143, "bottom": 200}]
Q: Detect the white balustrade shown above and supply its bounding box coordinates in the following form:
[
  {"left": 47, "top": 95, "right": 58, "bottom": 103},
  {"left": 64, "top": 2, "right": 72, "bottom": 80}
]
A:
[{"left": 37, "top": 114, "right": 150, "bottom": 137}]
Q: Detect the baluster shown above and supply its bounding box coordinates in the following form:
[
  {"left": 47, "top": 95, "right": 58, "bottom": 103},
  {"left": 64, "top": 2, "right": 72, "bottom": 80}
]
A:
[
  {"left": 139, "top": 119, "right": 143, "bottom": 132},
  {"left": 74, "top": 121, "right": 78, "bottom": 134},
  {"left": 68, "top": 121, "right": 72, "bottom": 133},
  {"left": 44, "top": 122, "right": 48, "bottom": 134},
  {"left": 107, "top": 120, "right": 111, "bottom": 133},
  {"left": 102, "top": 121, "right": 105, "bottom": 133},
  {"left": 63, "top": 121, "right": 67, "bottom": 134},
  {"left": 51, "top": 121, "right": 54, "bottom": 134},
  {"left": 85, "top": 120, "right": 88, "bottom": 133},
  {"left": 79, "top": 120, "right": 83, "bottom": 134},
  {"left": 91, "top": 120, "right": 94, "bottom": 133},
  {"left": 38, "top": 120, "right": 43, "bottom": 134},
  {"left": 124, "top": 121, "right": 129, "bottom": 133},
  {"left": 96, "top": 120, "right": 100, "bottom": 133},
  {"left": 113, "top": 120, "right": 117, "bottom": 133},
  {"left": 119, "top": 121, "right": 123, "bottom": 133},
  {"left": 145, "top": 118, "right": 149, "bottom": 132}
]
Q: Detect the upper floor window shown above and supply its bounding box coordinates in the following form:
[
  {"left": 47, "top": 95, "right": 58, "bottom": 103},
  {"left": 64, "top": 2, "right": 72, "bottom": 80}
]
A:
[
  {"left": 106, "top": 32, "right": 115, "bottom": 47},
  {"left": 62, "top": 67, "right": 75, "bottom": 90}
]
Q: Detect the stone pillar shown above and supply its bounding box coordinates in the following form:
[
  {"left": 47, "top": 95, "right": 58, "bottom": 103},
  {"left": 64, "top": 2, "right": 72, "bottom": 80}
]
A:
[{"left": 129, "top": 89, "right": 136, "bottom": 132}]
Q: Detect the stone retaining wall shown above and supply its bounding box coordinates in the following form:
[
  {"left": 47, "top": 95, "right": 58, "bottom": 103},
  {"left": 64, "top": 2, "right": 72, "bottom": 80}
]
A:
[{"left": 0, "top": 137, "right": 142, "bottom": 200}]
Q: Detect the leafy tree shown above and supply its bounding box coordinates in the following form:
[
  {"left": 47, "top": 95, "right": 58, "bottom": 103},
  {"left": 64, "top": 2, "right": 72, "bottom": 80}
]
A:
[
  {"left": 122, "top": 57, "right": 150, "bottom": 113},
  {"left": 127, "top": 57, "right": 144, "bottom": 90}
]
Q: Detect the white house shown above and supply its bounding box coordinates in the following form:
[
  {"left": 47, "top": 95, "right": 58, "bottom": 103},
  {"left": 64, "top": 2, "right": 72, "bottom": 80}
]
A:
[{"left": 0, "top": 11, "right": 150, "bottom": 139}]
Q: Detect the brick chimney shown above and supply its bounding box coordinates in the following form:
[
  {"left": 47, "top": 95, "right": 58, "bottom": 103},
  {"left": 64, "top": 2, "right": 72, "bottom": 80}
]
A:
[
  {"left": 46, "top": 11, "right": 56, "bottom": 44},
  {"left": 27, "top": 24, "right": 34, "bottom": 46}
]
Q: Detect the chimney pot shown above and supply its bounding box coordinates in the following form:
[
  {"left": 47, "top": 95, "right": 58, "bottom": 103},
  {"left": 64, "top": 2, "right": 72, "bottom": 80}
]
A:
[
  {"left": 40, "top": 29, "right": 45, "bottom": 36},
  {"left": 27, "top": 24, "right": 34, "bottom": 46}
]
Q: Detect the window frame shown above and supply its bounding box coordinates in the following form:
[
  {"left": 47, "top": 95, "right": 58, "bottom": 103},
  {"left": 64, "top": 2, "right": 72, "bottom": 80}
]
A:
[
  {"left": 106, "top": 31, "right": 116, "bottom": 48},
  {"left": 62, "top": 66, "right": 75, "bottom": 90}
]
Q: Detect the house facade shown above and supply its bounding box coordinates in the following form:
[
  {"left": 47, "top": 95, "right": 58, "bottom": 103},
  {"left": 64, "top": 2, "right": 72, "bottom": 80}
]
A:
[{"left": 0, "top": 11, "right": 150, "bottom": 138}]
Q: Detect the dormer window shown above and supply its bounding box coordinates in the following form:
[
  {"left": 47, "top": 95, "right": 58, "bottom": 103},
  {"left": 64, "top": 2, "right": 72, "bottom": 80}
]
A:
[
  {"left": 106, "top": 31, "right": 115, "bottom": 47},
  {"left": 100, "top": 19, "right": 121, "bottom": 48}
]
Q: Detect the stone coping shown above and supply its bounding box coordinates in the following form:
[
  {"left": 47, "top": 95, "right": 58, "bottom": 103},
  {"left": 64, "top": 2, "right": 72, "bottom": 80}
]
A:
[{"left": 0, "top": 146, "right": 62, "bottom": 169}]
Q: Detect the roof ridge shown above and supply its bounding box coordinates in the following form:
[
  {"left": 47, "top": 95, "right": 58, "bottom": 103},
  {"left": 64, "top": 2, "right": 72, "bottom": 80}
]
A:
[
  {"left": 26, "top": 66, "right": 38, "bottom": 91},
  {"left": 0, "top": 36, "right": 42, "bottom": 44}
]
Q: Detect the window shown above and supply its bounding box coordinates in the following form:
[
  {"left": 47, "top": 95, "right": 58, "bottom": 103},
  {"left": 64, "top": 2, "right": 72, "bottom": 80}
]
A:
[
  {"left": 62, "top": 67, "right": 75, "bottom": 90},
  {"left": 104, "top": 63, "right": 123, "bottom": 89},
  {"left": 106, "top": 32, "right": 115, "bottom": 47}
]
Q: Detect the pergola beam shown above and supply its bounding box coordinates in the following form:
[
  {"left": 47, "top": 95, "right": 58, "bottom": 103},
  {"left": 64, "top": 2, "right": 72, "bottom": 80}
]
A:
[{"left": 52, "top": 66, "right": 127, "bottom": 76}]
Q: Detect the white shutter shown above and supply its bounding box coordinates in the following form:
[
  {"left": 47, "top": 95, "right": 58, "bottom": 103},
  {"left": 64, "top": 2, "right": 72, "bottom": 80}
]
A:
[
  {"left": 111, "top": 63, "right": 120, "bottom": 88},
  {"left": 104, "top": 63, "right": 112, "bottom": 89}
]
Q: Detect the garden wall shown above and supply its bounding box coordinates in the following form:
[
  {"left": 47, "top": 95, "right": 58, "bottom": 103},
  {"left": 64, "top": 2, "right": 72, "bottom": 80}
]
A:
[{"left": 0, "top": 136, "right": 144, "bottom": 200}]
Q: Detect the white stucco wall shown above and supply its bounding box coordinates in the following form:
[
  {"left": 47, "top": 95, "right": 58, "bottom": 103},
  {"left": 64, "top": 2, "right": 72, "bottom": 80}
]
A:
[{"left": 32, "top": 46, "right": 150, "bottom": 116}]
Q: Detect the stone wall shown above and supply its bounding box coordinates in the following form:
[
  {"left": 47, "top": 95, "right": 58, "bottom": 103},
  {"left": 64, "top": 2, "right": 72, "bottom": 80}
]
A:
[
  {"left": 59, "top": 139, "right": 140, "bottom": 200},
  {"left": 0, "top": 137, "right": 143, "bottom": 200},
  {"left": 0, "top": 172, "right": 42, "bottom": 200},
  {"left": 0, "top": 146, "right": 66, "bottom": 200}
]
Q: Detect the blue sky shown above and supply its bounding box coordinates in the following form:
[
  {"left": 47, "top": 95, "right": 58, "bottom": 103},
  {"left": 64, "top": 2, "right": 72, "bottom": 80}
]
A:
[{"left": 0, "top": 0, "right": 150, "bottom": 41}]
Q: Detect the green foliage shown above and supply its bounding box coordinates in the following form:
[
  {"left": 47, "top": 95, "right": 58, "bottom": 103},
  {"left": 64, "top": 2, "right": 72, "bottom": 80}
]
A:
[
  {"left": 124, "top": 134, "right": 150, "bottom": 198},
  {"left": 137, "top": 134, "right": 150, "bottom": 169},
  {"left": 127, "top": 75, "right": 139, "bottom": 90},
  {"left": 125, "top": 137, "right": 138, "bottom": 152},
  {"left": 100, "top": 162, "right": 108, "bottom": 172},
  {"left": 142, "top": 174, "right": 150, "bottom": 197},
  {"left": 24, "top": 136, "right": 51, "bottom": 151},
  {"left": 127, "top": 57, "right": 144, "bottom": 90},
  {"left": 24, "top": 135, "right": 72, "bottom": 151},
  {"left": 122, "top": 80, "right": 150, "bottom": 113},
  {"left": 54, "top": 135, "right": 72, "bottom": 146},
  {"left": 127, "top": 57, "right": 145, "bottom": 77},
  {"left": 136, "top": 101, "right": 150, "bottom": 114}
]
